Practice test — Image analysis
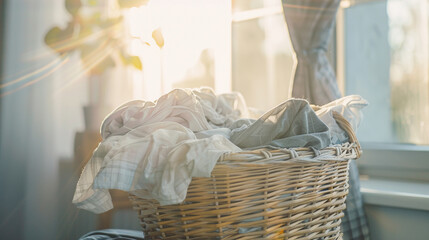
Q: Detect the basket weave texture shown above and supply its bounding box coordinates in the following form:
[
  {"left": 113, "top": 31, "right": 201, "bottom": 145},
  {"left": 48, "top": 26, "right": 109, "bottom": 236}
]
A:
[{"left": 130, "top": 112, "right": 361, "bottom": 239}]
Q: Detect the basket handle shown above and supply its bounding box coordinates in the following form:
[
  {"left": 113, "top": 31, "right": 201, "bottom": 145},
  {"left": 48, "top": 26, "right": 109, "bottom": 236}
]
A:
[{"left": 312, "top": 105, "right": 362, "bottom": 158}]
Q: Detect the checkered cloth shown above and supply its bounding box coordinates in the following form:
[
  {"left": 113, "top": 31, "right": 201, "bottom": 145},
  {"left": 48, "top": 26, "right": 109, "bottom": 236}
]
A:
[
  {"left": 282, "top": 0, "right": 370, "bottom": 239},
  {"left": 342, "top": 161, "right": 371, "bottom": 240},
  {"left": 282, "top": 0, "right": 342, "bottom": 105}
]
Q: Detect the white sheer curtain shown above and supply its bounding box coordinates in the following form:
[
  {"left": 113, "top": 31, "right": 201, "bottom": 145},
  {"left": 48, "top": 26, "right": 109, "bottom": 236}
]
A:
[
  {"left": 0, "top": 0, "right": 135, "bottom": 239},
  {"left": 0, "top": 1, "right": 85, "bottom": 239}
]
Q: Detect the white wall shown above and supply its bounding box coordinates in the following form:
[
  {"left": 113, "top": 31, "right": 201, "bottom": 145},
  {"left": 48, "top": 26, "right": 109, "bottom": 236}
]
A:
[{"left": 365, "top": 205, "right": 429, "bottom": 240}]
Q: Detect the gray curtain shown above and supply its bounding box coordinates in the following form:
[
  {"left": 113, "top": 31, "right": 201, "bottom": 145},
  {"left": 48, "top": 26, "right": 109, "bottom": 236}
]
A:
[
  {"left": 283, "top": 0, "right": 341, "bottom": 105},
  {"left": 282, "top": 0, "right": 370, "bottom": 239}
]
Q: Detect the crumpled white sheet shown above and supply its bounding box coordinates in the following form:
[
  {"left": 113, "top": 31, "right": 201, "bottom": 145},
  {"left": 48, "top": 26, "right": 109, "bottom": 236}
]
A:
[
  {"left": 192, "top": 88, "right": 249, "bottom": 127},
  {"left": 73, "top": 88, "right": 367, "bottom": 214},
  {"left": 316, "top": 95, "right": 368, "bottom": 144},
  {"left": 73, "top": 88, "right": 244, "bottom": 213}
]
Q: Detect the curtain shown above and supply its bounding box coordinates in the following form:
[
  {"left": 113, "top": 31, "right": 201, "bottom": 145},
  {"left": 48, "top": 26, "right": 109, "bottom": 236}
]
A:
[
  {"left": 0, "top": 1, "right": 133, "bottom": 239},
  {"left": 282, "top": 1, "right": 370, "bottom": 239},
  {"left": 283, "top": 0, "right": 341, "bottom": 105}
]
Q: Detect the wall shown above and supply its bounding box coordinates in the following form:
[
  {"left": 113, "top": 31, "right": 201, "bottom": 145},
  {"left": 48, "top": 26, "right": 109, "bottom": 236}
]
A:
[{"left": 365, "top": 205, "right": 429, "bottom": 240}]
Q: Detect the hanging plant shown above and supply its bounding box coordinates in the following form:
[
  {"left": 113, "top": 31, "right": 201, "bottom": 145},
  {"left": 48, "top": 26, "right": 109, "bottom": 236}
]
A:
[{"left": 44, "top": 0, "right": 154, "bottom": 75}]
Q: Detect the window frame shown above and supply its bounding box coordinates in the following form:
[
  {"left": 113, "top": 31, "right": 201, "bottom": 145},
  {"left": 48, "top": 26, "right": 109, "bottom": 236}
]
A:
[{"left": 336, "top": 0, "right": 429, "bottom": 211}]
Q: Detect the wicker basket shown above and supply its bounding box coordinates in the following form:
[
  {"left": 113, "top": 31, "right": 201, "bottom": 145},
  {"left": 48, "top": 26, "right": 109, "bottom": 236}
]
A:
[{"left": 129, "top": 112, "right": 361, "bottom": 239}]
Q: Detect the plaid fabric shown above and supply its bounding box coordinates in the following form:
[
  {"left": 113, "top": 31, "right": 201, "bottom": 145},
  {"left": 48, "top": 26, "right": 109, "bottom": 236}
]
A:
[
  {"left": 342, "top": 161, "right": 371, "bottom": 240},
  {"left": 282, "top": 1, "right": 370, "bottom": 239},
  {"left": 282, "top": 0, "right": 342, "bottom": 105}
]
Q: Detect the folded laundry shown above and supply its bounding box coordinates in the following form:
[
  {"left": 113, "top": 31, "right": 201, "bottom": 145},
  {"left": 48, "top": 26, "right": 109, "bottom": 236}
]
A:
[{"left": 73, "top": 88, "right": 367, "bottom": 214}]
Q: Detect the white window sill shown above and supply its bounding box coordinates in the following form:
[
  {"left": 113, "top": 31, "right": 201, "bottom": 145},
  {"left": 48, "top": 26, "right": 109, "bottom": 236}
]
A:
[
  {"left": 358, "top": 142, "right": 429, "bottom": 182},
  {"left": 360, "top": 178, "right": 429, "bottom": 211}
]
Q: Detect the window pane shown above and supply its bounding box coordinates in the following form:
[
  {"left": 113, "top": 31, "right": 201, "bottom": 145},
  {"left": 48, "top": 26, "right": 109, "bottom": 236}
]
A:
[
  {"left": 127, "top": 0, "right": 231, "bottom": 100},
  {"left": 343, "top": 0, "right": 429, "bottom": 145},
  {"left": 232, "top": 14, "right": 294, "bottom": 110}
]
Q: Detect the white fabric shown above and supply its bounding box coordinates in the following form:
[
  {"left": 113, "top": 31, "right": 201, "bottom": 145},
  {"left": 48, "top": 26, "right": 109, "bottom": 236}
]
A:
[
  {"left": 316, "top": 95, "right": 368, "bottom": 144},
  {"left": 192, "top": 88, "right": 249, "bottom": 127},
  {"left": 73, "top": 88, "right": 244, "bottom": 213},
  {"left": 73, "top": 87, "right": 367, "bottom": 214},
  {"left": 100, "top": 89, "right": 212, "bottom": 139}
]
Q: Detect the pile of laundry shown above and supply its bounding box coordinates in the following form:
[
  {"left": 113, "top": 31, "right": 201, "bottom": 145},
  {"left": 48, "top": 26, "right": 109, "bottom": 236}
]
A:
[{"left": 73, "top": 87, "right": 368, "bottom": 213}]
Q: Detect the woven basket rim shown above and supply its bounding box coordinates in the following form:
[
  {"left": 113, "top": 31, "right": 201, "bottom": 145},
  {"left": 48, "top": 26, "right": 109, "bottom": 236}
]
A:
[
  {"left": 219, "top": 111, "right": 361, "bottom": 164},
  {"left": 219, "top": 142, "right": 359, "bottom": 165}
]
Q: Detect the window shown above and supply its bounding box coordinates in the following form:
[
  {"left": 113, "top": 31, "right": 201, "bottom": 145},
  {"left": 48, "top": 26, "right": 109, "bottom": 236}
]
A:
[
  {"left": 339, "top": 0, "right": 429, "bottom": 146},
  {"left": 125, "top": 0, "right": 298, "bottom": 111},
  {"left": 337, "top": 0, "right": 429, "bottom": 214},
  {"left": 231, "top": 0, "right": 294, "bottom": 110},
  {"left": 338, "top": 0, "right": 429, "bottom": 187},
  {"left": 124, "top": 0, "right": 232, "bottom": 101}
]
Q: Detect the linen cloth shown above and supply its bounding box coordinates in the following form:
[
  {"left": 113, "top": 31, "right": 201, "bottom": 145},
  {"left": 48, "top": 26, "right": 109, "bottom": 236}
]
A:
[
  {"left": 73, "top": 89, "right": 243, "bottom": 213},
  {"left": 316, "top": 95, "right": 369, "bottom": 144},
  {"left": 73, "top": 88, "right": 336, "bottom": 214}
]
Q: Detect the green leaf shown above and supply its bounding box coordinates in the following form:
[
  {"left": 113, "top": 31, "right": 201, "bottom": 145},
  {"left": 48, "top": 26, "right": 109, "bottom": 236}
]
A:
[
  {"left": 119, "top": 50, "right": 128, "bottom": 64},
  {"left": 65, "top": 0, "right": 82, "bottom": 16},
  {"left": 87, "top": 0, "right": 98, "bottom": 6},
  {"left": 99, "top": 17, "right": 123, "bottom": 29},
  {"left": 119, "top": 51, "right": 143, "bottom": 70},
  {"left": 152, "top": 28, "right": 164, "bottom": 48},
  {"left": 80, "top": 12, "right": 101, "bottom": 26},
  {"left": 78, "top": 24, "right": 93, "bottom": 39},
  {"left": 44, "top": 22, "right": 76, "bottom": 54},
  {"left": 117, "top": 0, "right": 150, "bottom": 8},
  {"left": 62, "top": 21, "right": 75, "bottom": 39},
  {"left": 128, "top": 56, "right": 142, "bottom": 70},
  {"left": 44, "top": 26, "right": 62, "bottom": 46}
]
